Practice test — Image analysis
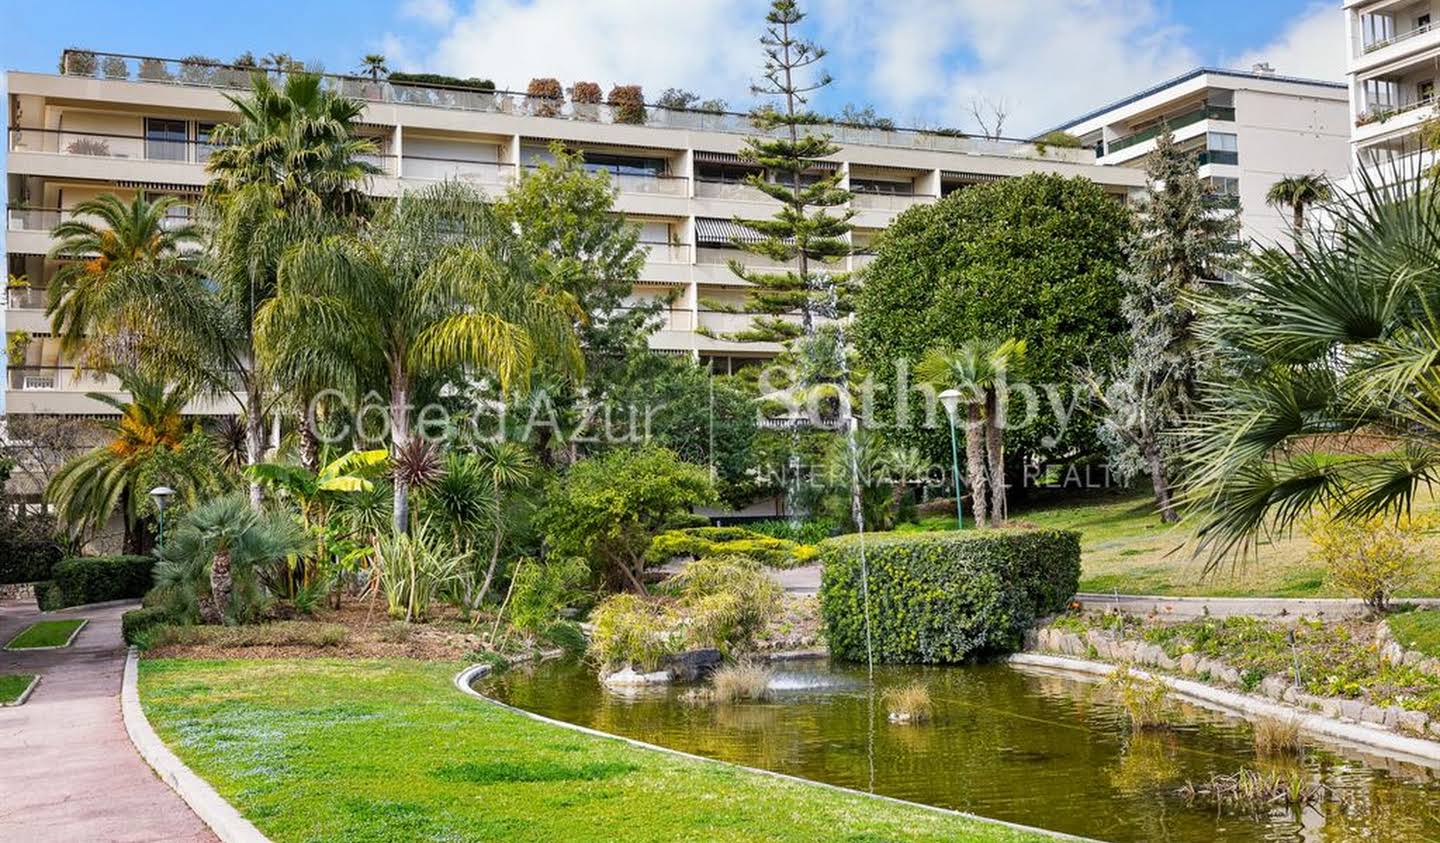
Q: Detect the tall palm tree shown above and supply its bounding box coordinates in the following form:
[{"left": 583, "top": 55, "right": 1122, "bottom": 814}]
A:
[
  {"left": 46, "top": 193, "right": 199, "bottom": 366},
  {"left": 1265, "top": 174, "right": 1332, "bottom": 237},
  {"left": 46, "top": 370, "right": 200, "bottom": 551},
  {"left": 1184, "top": 166, "right": 1440, "bottom": 561},
  {"left": 916, "top": 338, "right": 1026, "bottom": 527},
  {"left": 257, "top": 181, "right": 583, "bottom": 533},
  {"left": 358, "top": 54, "right": 389, "bottom": 81}
]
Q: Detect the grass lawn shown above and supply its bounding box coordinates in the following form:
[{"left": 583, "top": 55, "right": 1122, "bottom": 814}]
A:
[
  {"left": 914, "top": 490, "right": 1440, "bottom": 598},
  {"left": 1390, "top": 610, "right": 1440, "bottom": 658},
  {"left": 5, "top": 619, "right": 86, "bottom": 650},
  {"left": 0, "top": 674, "right": 37, "bottom": 704},
  {"left": 139, "top": 658, "right": 1047, "bottom": 843}
]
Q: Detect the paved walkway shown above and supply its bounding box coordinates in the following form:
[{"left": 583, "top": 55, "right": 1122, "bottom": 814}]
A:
[{"left": 0, "top": 599, "right": 216, "bottom": 842}]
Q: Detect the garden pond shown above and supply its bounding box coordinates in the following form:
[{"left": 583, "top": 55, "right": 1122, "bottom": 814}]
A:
[{"left": 482, "top": 658, "right": 1440, "bottom": 842}]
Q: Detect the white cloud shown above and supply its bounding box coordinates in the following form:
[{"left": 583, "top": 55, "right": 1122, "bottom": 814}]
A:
[
  {"left": 402, "top": 0, "right": 456, "bottom": 27},
  {"left": 1231, "top": 2, "right": 1345, "bottom": 82},
  {"left": 426, "top": 0, "right": 767, "bottom": 100}
]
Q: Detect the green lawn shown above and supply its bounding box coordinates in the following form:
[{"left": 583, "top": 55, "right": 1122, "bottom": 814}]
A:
[
  {"left": 139, "top": 658, "right": 1046, "bottom": 843},
  {"left": 5, "top": 619, "right": 86, "bottom": 649},
  {"left": 915, "top": 490, "right": 1440, "bottom": 598},
  {"left": 1390, "top": 610, "right": 1440, "bottom": 658},
  {"left": 0, "top": 674, "right": 37, "bottom": 704}
]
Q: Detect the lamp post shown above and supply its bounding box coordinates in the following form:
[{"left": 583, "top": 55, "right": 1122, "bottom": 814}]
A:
[
  {"left": 938, "top": 389, "right": 964, "bottom": 531},
  {"left": 149, "top": 486, "right": 175, "bottom": 551}
]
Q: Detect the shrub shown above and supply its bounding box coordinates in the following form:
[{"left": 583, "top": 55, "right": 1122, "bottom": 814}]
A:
[
  {"left": 1108, "top": 666, "right": 1171, "bottom": 730},
  {"left": 66, "top": 137, "right": 111, "bottom": 156},
  {"left": 526, "top": 77, "right": 563, "bottom": 116},
  {"left": 61, "top": 48, "right": 97, "bottom": 76},
  {"left": 646, "top": 527, "right": 817, "bottom": 569},
  {"left": 1252, "top": 714, "right": 1303, "bottom": 757},
  {"left": 570, "top": 81, "right": 602, "bottom": 104},
  {"left": 1306, "top": 513, "right": 1426, "bottom": 612},
  {"left": 0, "top": 513, "right": 65, "bottom": 584},
  {"left": 607, "top": 84, "right": 646, "bottom": 124},
  {"left": 710, "top": 661, "right": 773, "bottom": 703},
  {"left": 883, "top": 682, "right": 933, "bottom": 723},
  {"left": 508, "top": 556, "right": 589, "bottom": 635},
  {"left": 48, "top": 555, "right": 154, "bottom": 609},
  {"left": 138, "top": 57, "right": 172, "bottom": 81},
  {"left": 121, "top": 605, "right": 175, "bottom": 646},
  {"left": 819, "top": 529, "right": 1080, "bottom": 663},
  {"left": 34, "top": 582, "right": 63, "bottom": 611},
  {"left": 140, "top": 621, "right": 348, "bottom": 649},
  {"left": 587, "top": 593, "right": 683, "bottom": 673},
  {"left": 375, "top": 524, "right": 468, "bottom": 622},
  {"left": 661, "top": 555, "right": 783, "bottom": 653},
  {"left": 388, "top": 71, "right": 495, "bottom": 91},
  {"left": 101, "top": 54, "right": 128, "bottom": 79},
  {"left": 748, "top": 518, "right": 839, "bottom": 545}
]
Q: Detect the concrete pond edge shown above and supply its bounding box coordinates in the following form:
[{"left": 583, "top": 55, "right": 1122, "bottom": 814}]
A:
[
  {"left": 1009, "top": 652, "right": 1440, "bottom": 767},
  {"left": 3, "top": 617, "right": 89, "bottom": 651},
  {"left": 121, "top": 648, "right": 272, "bottom": 843},
  {"left": 453, "top": 662, "right": 1095, "bottom": 842}
]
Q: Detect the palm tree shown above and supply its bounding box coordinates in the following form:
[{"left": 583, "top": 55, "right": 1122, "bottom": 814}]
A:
[
  {"left": 916, "top": 338, "right": 1026, "bottom": 526},
  {"left": 1265, "top": 174, "right": 1332, "bottom": 237},
  {"left": 1184, "top": 166, "right": 1440, "bottom": 561},
  {"left": 358, "top": 54, "right": 389, "bottom": 81},
  {"left": 46, "top": 193, "right": 200, "bottom": 367},
  {"left": 46, "top": 370, "right": 201, "bottom": 551},
  {"left": 155, "top": 493, "right": 306, "bottom": 624},
  {"left": 257, "top": 181, "right": 583, "bottom": 533}
]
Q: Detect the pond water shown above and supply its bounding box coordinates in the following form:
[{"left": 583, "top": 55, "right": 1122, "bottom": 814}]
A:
[{"left": 481, "top": 658, "right": 1440, "bottom": 842}]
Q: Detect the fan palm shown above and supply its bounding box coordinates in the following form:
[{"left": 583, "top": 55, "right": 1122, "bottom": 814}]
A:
[
  {"left": 1184, "top": 165, "right": 1440, "bottom": 561},
  {"left": 358, "top": 54, "right": 389, "bottom": 81},
  {"left": 1265, "top": 174, "right": 1332, "bottom": 237},
  {"left": 46, "top": 370, "right": 198, "bottom": 551},
  {"left": 257, "top": 180, "right": 583, "bottom": 533},
  {"left": 46, "top": 193, "right": 199, "bottom": 366},
  {"left": 916, "top": 338, "right": 1026, "bottom": 526}
]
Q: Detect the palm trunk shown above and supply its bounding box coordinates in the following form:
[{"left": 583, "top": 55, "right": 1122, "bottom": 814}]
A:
[
  {"left": 209, "top": 546, "right": 234, "bottom": 624},
  {"left": 1292, "top": 202, "right": 1304, "bottom": 237},
  {"left": 965, "top": 404, "right": 990, "bottom": 528},
  {"left": 300, "top": 405, "right": 320, "bottom": 474},
  {"left": 246, "top": 397, "right": 265, "bottom": 511},
  {"left": 473, "top": 519, "right": 505, "bottom": 609},
  {"left": 984, "top": 388, "right": 1007, "bottom": 525},
  {"left": 1144, "top": 439, "right": 1178, "bottom": 524},
  {"left": 391, "top": 368, "right": 410, "bottom": 535}
]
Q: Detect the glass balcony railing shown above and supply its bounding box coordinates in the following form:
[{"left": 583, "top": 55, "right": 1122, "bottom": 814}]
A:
[
  {"left": 400, "top": 156, "right": 514, "bottom": 185},
  {"left": 1196, "top": 150, "right": 1239, "bottom": 167},
  {"left": 9, "top": 127, "right": 399, "bottom": 174},
  {"left": 6, "top": 366, "right": 122, "bottom": 392},
  {"left": 1363, "top": 21, "right": 1434, "bottom": 54},
  {"left": 4, "top": 286, "right": 48, "bottom": 309},
  {"left": 641, "top": 242, "right": 690, "bottom": 264},
  {"left": 56, "top": 50, "right": 1091, "bottom": 163},
  {"left": 850, "top": 191, "right": 936, "bottom": 211},
  {"left": 1105, "top": 105, "right": 1236, "bottom": 156},
  {"left": 7, "top": 206, "right": 194, "bottom": 233},
  {"left": 694, "top": 180, "right": 773, "bottom": 202}
]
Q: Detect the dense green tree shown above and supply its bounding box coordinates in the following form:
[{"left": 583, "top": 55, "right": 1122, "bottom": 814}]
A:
[
  {"left": 853, "top": 173, "right": 1133, "bottom": 470},
  {"left": 1095, "top": 132, "right": 1240, "bottom": 523}
]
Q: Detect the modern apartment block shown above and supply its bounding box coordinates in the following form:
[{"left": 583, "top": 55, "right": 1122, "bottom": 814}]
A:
[
  {"left": 3, "top": 50, "right": 1147, "bottom": 417},
  {"left": 1345, "top": 0, "right": 1440, "bottom": 177},
  {"left": 1049, "top": 67, "right": 1351, "bottom": 246}
]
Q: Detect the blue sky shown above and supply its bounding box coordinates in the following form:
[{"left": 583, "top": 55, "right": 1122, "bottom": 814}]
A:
[{"left": 2, "top": 0, "right": 1344, "bottom": 134}]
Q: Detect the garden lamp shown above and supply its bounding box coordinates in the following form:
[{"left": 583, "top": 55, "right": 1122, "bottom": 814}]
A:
[
  {"left": 149, "top": 486, "right": 175, "bottom": 550},
  {"left": 938, "top": 389, "right": 965, "bottom": 531}
]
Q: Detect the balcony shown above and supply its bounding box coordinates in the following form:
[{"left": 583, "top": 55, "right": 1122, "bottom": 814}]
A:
[
  {"left": 695, "top": 179, "right": 773, "bottom": 203},
  {"left": 54, "top": 50, "right": 1090, "bottom": 163},
  {"left": 7, "top": 366, "right": 121, "bottom": 393},
  {"left": 850, "top": 190, "right": 936, "bottom": 212},
  {"left": 401, "top": 156, "right": 514, "bottom": 187},
  {"left": 1105, "top": 105, "right": 1235, "bottom": 156},
  {"left": 1362, "top": 20, "right": 1434, "bottom": 54},
  {"left": 696, "top": 247, "right": 793, "bottom": 271},
  {"left": 5, "top": 286, "right": 48, "bottom": 310},
  {"left": 641, "top": 242, "right": 690, "bottom": 264},
  {"left": 8, "top": 206, "right": 194, "bottom": 233}
]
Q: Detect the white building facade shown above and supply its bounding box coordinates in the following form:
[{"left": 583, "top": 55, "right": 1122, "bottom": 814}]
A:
[
  {"left": 1050, "top": 67, "right": 1351, "bottom": 247},
  {"left": 1345, "top": 0, "right": 1440, "bottom": 179}
]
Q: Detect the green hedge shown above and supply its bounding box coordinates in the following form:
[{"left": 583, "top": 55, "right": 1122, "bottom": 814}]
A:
[
  {"left": 121, "top": 606, "right": 176, "bottom": 646},
  {"left": 0, "top": 517, "right": 65, "bottom": 584},
  {"left": 46, "top": 555, "right": 155, "bottom": 609},
  {"left": 819, "top": 529, "right": 1080, "bottom": 664},
  {"left": 645, "top": 527, "right": 818, "bottom": 569}
]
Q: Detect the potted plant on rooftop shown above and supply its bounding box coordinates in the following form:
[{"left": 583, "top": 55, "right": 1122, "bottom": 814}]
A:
[
  {"left": 571, "top": 81, "right": 602, "bottom": 121},
  {"left": 527, "top": 77, "right": 564, "bottom": 118},
  {"left": 607, "top": 84, "right": 646, "bottom": 125}
]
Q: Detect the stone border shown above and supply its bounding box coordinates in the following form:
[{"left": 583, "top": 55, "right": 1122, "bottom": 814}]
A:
[
  {"left": 453, "top": 663, "right": 1095, "bottom": 843},
  {"left": 0, "top": 673, "right": 40, "bottom": 707},
  {"left": 121, "top": 648, "right": 272, "bottom": 843},
  {"left": 1073, "top": 593, "right": 1440, "bottom": 620},
  {"left": 3, "top": 618, "right": 88, "bottom": 651},
  {"left": 1010, "top": 652, "right": 1440, "bottom": 767}
]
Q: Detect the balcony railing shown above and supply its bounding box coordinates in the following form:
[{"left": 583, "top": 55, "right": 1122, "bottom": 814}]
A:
[
  {"left": 1105, "top": 105, "right": 1236, "bottom": 155},
  {"left": 9, "top": 127, "right": 400, "bottom": 175},
  {"left": 696, "top": 246, "right": 792, "bottom": 271},
  {"left": 401, "top": 156, "right": 514, "bottom": 186},
  {"left": 1355, "top": 95, "right": 1435, "bottom": 128},
  {"left": 1196, "top": 150, "right": 1240, "bottom": 167},
  {"left": 641, "top": 242, "right": 690, "bottom": 264},
  {"left": 6, "top": 366, "right": 122, "bottom": 392},
  {"left": 850, "top": 191, "right": 936, "bottom": 211},
  {"left": 56, "top": 50, "right": 1089, "bottom": 162},
  {"left": 1363, "top": 21, "right": 1434, "bottom": 54},
  {"left": 694, "top": 179, "right": 773, "bottom": 202},
  {"left": 8, "top": 206, "right": 195, "bottom": 233},
  {"left": 5, "top": 286, "right": 49, "bottom": 309},
  {"left": 520, "top": 164, "right": 688, "bottom": 196}
]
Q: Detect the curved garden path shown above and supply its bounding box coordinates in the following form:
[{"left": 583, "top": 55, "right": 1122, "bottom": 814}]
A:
[{"left": 0, "top": 599, "right": 215, "bottom": 842}]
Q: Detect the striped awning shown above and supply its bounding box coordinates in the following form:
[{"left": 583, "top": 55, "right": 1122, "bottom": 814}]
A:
[
  {"left": 693, "top": 150, "right": 839, "bottom": 172},
  {"left": 117, "top": 180, "right": 202, "bottom": 194},
  {"left": 695, "top": 217, "right": 769, "bottom": 245},
  {"left": 943, "top": 171, "right": 1007, "bottom": 184}
]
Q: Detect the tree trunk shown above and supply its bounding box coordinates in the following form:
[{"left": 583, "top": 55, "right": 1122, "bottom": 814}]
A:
[
  {"left": 1292, "top": 202, "right": 1304, "bottom": 237},
  {"left": 984, "top": 388, "right": 1007, "bottom": 525},
  {"left": 300, "top": 404, "right": 320, "bottom": 474},
  {"left": 246, "top": 397, "right": 265, "bottom": 511},
  {"left": 965, "top": 404, "right": 990, "bottom": 528},
  {"left": 617, "top": 558, "right": 649, "bottom": 596},
  {"left": 391, "top": 370, "right": 410, "bottom": 535},
  {"left": 209, "top": 546, "right": 234, "bottom": 624},
  {"left": 1144, "top": 439, "right": 1179, "bottom": 524},
  {"left": 472, "top": 521, "right": 505, "bottom": 609}
]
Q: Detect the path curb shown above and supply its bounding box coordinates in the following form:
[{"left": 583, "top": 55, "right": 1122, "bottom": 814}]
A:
[
  {"left": 1, "top": 673, "right": 40, "bottom": 706},
  {"left": 454, "top": 663, "right": 1094, "bottom": 842},
  {"left": 121, "top": 648, "right": 272, "bottom": 843},
  {"left": 1010, "top": 652, "right": 1440, "bottom": 766}
]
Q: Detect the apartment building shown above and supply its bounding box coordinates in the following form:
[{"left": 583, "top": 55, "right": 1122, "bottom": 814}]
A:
[
  {"left": 1049, "top": 67, "right": 1351, "bottom": 246},
  {"left": 3, "top": 50, "right": 1147, "bottom": 417},
  {"left": 1345, "top": 0, "right": 1440, "bottom": 178}
]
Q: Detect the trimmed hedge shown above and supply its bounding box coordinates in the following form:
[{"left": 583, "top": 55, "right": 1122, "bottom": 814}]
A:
[
  {"left": 819, "top": 529, "right": 1080, "bottom": 664},
  {"left": 121, "top": 605, "right": 175, "bottom": 646},
  {"left": 645, "top": 526, "right": 818, "bottom": 569},
  {"left": 46, "top": 555, "right": 155, "bottom": 609}
]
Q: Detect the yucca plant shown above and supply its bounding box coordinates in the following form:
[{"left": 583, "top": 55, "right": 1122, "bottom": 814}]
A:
[{"left": 374, "top": 521, "right": 469, "bottom": 622}]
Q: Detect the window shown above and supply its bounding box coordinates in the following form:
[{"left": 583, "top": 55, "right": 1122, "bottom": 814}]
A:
[
  {"left": 1421, "top": 80, "right": 1435, "bottom": 104},
  {"left": 145, "top": 117, "right": 187, "bottom": 161},
  {"left": 696, "top": 161, "right": 759, "bottom": 184},
  {"left": 582, "top": 152, "right": 666, "bottom": 178},
  {"left": 850, "top": 178, "right": 912, "bottom": 195},
  {"left": 195, "top": 121, "right": 218, "bottom": 163},
  {"left": 1207, "top": 132, "right": 1238, "bottom": 152},
  {"left": 1419, "top": 13, "right": 1432, "bottom": 29},
  {"left": 1207, "top": 176, "right": 1240, "bottom": 197}
]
